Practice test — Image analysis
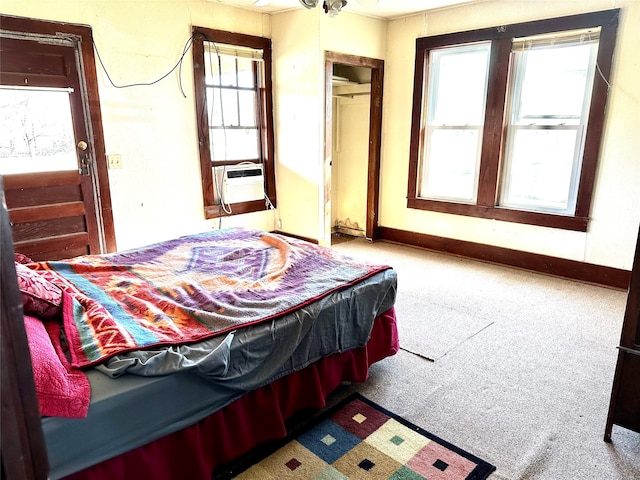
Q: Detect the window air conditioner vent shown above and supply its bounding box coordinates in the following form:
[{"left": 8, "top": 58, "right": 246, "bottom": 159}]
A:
[{"left": 215, "top": 163, "right": 264, "bottom": 204}]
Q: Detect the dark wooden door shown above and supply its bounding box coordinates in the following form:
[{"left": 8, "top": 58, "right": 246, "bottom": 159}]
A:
[
  {"left": 605, "top": 225, "right": 640, "bottom": 441},
  {"left": 1, "top": 35, "right": 104, "bottom": 260}
]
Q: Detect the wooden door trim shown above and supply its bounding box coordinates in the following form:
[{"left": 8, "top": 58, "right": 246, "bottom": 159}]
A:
[
  {"left": 0, "top": 14, "right": 116, "bottom": 253},
  {"left": 325, "top": 52, "right": 384, "bottom": 240}
]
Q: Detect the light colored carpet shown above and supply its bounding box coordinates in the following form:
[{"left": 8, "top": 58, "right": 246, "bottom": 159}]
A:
[
  {"left": 330, "top": 236, "right": 640, "bottom": 480},
  {"left": 334, "top": 236, "right": 498, "bottom": 361}
]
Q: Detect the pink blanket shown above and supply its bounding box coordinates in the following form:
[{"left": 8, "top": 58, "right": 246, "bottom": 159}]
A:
[{"left": 24, "top": 315, "right": 90, "bottom": 418}]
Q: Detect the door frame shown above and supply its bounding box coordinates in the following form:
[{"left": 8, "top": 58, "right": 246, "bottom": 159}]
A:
[
  {"left": 0, "top": 14, "right": 116, "bottom": 254},
  {"left": 324, "top": 52, "right": 384, "bottom": 242}
]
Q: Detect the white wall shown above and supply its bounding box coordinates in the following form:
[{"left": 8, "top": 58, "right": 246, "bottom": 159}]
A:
[
  {"left": 3, "top": 0, "right": 637, "bottom": 269},
  {"left": 381, "top": 0, "right": 640, "bottom": 270},
  {"left": 1, "top": 0, "right": 275, "bottom": 250}
]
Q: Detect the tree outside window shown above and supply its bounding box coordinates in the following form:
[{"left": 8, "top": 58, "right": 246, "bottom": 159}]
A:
[{"left": 0, "top": 87, "right": 76, "bottom": 174}]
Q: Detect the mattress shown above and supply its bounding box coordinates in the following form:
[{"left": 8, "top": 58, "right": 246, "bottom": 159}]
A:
[{"left": 43, "top": 268, "right": 397, "bottom": 479}]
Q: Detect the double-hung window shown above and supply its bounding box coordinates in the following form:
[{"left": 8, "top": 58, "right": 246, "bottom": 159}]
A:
[
  {"left": 407, "top": 10, "right": 619, "bottom": 231},
  {"left": 192, "top": 27, "right": 276, "bottom": 219},
  {"left": 418, "top": 42, "right": 491, "bottom": 203},
  {"left": 500, "top": 30, "right": 599, "bottom": 215}
]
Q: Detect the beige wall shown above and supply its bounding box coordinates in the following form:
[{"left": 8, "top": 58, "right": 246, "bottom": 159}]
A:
[
  {"left": 381, "top": 0, "right": 640, "bottom": 270},
  {"left": 272, "top": 0, "right": 640, "bottom": 269},
  {"left": 271, "top": 9, "right": 323, "bottom": 242},
  {"left": 272, "top": 10, "right": 386, "bottom": 244},
  {"left": 319, "top": 13, "right": 387, "bottom": 244},
  {"left": 2, "top": 0, "right": 638, "bottom": 269},
  {"left": 1, "top": 0, "right": 275, "bottom": 250}
]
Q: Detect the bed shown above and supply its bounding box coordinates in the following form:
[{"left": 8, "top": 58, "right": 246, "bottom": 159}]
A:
[{"left": 6, "top": 224, "right": 399, "bottom": 479}]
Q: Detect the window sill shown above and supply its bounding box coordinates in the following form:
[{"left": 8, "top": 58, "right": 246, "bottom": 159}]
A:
[
  {"left": 407, "top": 197, "right": 588, "bottom": 231},
  {"left": 204, "top": 199, "right": 269, "bottom": 219}
]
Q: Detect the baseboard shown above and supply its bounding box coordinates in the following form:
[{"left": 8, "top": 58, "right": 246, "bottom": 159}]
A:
[
  {"left": 273, "top": 230, "right": 318, "bottom": 244},
  {"left": 377, "top": 227, "right": 631, "bottom": 290}
]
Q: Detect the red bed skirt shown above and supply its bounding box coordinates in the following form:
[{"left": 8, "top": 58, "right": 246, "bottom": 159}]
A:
[{"left": 62, "top": 307, "right": 398, "bottom": 480}]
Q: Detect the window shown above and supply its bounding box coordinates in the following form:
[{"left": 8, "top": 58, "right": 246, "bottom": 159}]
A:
[
  {"left": 418, "top": 42, "right": 491, "bottom": 203},
  {"left": 192, "top": 27, "right": 276, "bottom": 219},
  {"left": 0, "top": 87, "right": 77, "bottom": 174},
  {"left": 407, "top": 10, "right": 619, "bottom": 231}
]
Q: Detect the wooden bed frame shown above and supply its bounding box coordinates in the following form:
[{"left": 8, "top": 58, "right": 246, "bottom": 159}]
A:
[{"left": 1, "top": 178, "right": 50, "bottom": 479}]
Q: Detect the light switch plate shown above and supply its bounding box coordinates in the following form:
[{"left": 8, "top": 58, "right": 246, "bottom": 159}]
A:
[{"left": 107, "top": 154, "right": 122, "bottom": 169}]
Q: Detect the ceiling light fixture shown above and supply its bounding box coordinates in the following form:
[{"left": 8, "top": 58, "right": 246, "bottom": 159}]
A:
[
  {"left": 299, "top": 0, "right": 348, "bottom": 17},
  {"left": 254, "top": 0, "right": 272, "bottom": 5},
  {"left": 324, "top": 0, "right": 347, "bottom": 17},
  {"left": 299, "top": 0, "right": 319, "bottom": 8}
]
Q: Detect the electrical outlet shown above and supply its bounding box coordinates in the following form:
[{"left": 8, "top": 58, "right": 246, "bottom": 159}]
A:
[{"left": 107, "top": 154, "right": 122, "bottom": 169}]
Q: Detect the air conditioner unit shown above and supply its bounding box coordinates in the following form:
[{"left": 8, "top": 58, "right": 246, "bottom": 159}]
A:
[{"left": 215, "top": 163, "right": 264, "bottom": 204}]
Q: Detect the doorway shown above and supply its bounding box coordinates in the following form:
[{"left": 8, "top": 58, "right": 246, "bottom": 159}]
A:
[
  {"left": 324, "top": 52, "right": 384, "bottom": 245},
  {"left": 0, "top": 15, "right": 115, "bottom": 260}
]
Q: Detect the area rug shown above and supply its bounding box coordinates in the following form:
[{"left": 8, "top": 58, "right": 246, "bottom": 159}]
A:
[{"left": 222, "top": 393, "right": 496, "bottom": 479}]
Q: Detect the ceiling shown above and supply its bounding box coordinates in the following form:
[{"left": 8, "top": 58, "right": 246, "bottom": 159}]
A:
[{"left": 207, "top": 0, "right": 480, "bottom": 19}]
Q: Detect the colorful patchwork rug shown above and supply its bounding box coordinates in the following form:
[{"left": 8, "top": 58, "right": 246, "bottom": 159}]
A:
[{"left": 220, "top": 393, "right": 496, "bottom": 479}]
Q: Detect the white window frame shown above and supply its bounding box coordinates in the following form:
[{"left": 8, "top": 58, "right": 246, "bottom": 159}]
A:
[
  {"left": 418, "top": 42, "right": 491, "bottom": 204},
  {"left": 499, "top": 31, "right": 600, "bottom": 215}
]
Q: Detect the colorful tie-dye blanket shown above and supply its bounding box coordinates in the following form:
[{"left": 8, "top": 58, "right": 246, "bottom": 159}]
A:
[{"left": 35, "top": 228, "right": 390, "bottom": 368}]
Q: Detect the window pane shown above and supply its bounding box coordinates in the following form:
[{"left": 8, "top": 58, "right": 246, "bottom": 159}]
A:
[
  {"left": 428, "top": 43, "right": 491, "bottom": 125},
  {"left": 210, "top": 128, "right": 259, "bottom": 162},
  {"left": 206, "top": 54, "right": 237, "bottom": 87},
  {"left": 206, "top": 88, "right": 239, "bottom": 126},
  {"left": 236, "top": 57, "right": 256, "bottom": 88},
  {"left": 0, "top": 88, "right": 77, "bottom": 174},
  {"left": 238, "top": 90, "right": 257, "bottom": 126},
  {"left": 419, "top": 129, "right": 480, "bottom": 202},
  {"left": 501, "top": 129, "right": 579, "bottom": 212},
  {"left": 515, "top": 43, "right": 594, "bottom": 124}
]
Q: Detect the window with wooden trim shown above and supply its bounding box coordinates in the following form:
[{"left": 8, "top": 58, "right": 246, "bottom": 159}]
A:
[
  {"left": 407, "top": 9, "right": 619, "bottom": 231},
  {"left": 192, "top": 27, "right": 276, "bottom": 219}
]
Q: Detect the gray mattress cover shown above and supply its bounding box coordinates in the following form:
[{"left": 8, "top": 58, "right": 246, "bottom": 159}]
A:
[{"left": 42, "top": 269, "right": 397, "bottom": 479}]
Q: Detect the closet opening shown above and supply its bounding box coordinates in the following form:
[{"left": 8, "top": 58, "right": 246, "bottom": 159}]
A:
[{"left": 324, "top": 52, "right": 384, "bottom": 246}]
